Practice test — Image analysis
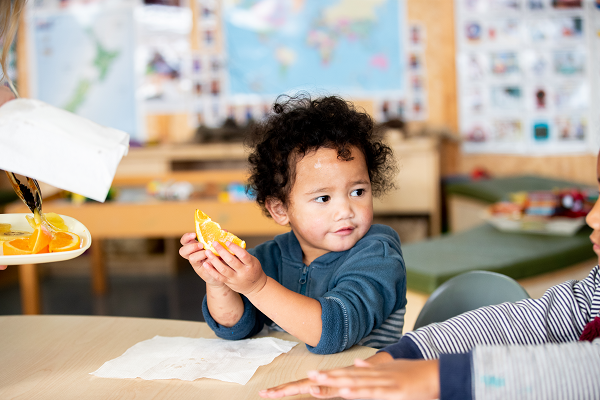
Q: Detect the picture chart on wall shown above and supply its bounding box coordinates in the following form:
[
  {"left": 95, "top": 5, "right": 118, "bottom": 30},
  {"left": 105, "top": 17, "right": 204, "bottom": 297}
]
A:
[{"left": 456, "top": 0, "right": 600, "bottom": 155}]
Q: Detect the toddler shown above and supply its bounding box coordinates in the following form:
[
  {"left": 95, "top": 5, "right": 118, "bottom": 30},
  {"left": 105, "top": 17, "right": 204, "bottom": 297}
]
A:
[
  {"left": 260, "top": 151, "right": 600, "bottom": 399},
  {"left": 180, "top": 94, "right": 406, "bottom": 354}
]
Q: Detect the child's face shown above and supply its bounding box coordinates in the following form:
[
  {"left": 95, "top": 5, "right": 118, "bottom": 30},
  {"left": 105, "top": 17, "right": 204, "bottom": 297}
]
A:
[
  {"left": 282, "top": 146, "right": 373, "bottom": 265},
  {"left": 586, "top": 151, "right": 600, "bottom": 264}
]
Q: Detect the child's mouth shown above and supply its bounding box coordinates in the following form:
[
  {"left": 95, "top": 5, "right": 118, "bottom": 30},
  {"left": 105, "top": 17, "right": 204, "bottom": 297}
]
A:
[{"left": 335, "top": 227, "right": 354, "bottom": 235}]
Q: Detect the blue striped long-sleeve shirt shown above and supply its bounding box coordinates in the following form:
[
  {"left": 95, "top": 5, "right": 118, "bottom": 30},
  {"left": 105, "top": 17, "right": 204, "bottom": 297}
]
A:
[{"left": 381, "top": 266, "right": 600, "bottom": 399}]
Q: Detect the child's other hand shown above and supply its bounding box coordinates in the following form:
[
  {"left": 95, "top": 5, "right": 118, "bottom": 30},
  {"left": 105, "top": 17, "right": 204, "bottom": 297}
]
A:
[
  {"left": 303, "top": 358, "right": 440, "bottom": 400},
  {"left": 179, "top": 232, "right": 224, "bottom": 288},
  {"left": 259, "top": 352, "right": 395, "bottom": 398},
  {"left": 259, "top": 377, "right": 341, "bottom": 399},
  {"left": 206, "top": 241, "right": 267, "bottom": 296}
]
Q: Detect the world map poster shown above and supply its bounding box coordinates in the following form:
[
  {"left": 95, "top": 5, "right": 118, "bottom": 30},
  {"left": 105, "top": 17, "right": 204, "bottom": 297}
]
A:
[
  {"left": 28, "top": 4, "right": 139, "bottom": 139},
  {"left": 223, "top": 0, "right": 406, "bottom": 98}
]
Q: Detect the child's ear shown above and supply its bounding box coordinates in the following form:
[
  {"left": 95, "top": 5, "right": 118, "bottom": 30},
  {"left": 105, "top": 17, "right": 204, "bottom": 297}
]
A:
[{"left": 265, "top": 198, "right": 289, "bottom": 226}]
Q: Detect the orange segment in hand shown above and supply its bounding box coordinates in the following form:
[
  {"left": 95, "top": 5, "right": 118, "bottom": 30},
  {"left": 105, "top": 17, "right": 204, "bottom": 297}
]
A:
[
  {"left": 29, "top": 225, "right": 52, "bottom": 254},
  {"left": 49, "top": 231, "right": 81, "bottom": 253},
  {"left": 194, "top": 209, "right": 246, "bottom": 255},
  {"left": 3, "top": 238, "right": 32, "bottom": 255}
]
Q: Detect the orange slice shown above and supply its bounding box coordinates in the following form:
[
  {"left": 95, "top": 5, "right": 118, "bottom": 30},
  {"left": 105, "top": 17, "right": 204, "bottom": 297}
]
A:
[
  {"left": 26, "top": 212, "right": 68, "bottom": 232},
  {"left": 29, "top": 225, "right": 52, "bottom": 254},
  {"left": 49, "top": 231, "right": 81, "bottom": 253},
  {"left": 194, "top": 209, "right": 246, "bottom": 255},
  {"left": 45, "top": 213, "right": 69, "bottom": 232},
  {"left": 3, "top": 238, "right": 32, "bottom": 255}
]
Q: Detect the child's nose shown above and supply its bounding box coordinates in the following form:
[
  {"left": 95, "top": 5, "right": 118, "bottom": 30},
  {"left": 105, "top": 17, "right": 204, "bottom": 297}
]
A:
[
  {"left": 334, "top": 199, "right": 355, "bottom": 220},
  {"left": 586, "top": 197, "right": 600, "bottom": 230}
]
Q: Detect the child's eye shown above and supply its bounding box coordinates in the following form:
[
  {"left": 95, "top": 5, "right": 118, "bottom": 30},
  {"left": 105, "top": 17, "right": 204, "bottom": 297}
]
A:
[
  {"left": 351, "top": 188, "right": 365, "bottom": 197},
  {"left": 315, "top": 195, "right": 330, "bottom": 203}
]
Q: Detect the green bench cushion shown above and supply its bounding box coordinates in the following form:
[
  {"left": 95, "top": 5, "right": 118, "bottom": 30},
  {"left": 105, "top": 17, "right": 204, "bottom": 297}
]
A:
[
  {"left": 445, "top": 175, "right": 593, "bottom": 204},
  {"left": 403, "top": 224, "right": 595, "bottom": 294}
]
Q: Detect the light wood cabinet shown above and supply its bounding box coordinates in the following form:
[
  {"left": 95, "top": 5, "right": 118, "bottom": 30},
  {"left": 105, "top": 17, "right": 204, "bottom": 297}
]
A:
[
  {"left": 374, "top": 137, "right": 441, "bottom": 236},
  {"left": 116, "top": 139, "right": 441, "bottom": 235}
]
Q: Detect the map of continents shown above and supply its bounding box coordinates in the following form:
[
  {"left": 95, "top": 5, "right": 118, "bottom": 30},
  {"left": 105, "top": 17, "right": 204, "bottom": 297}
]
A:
[
  {"left": 32, "top": 6, "right": 137, "bottom": 137},
  {"left": 224, "top": 0, "right": 405, "bottom": 96}
]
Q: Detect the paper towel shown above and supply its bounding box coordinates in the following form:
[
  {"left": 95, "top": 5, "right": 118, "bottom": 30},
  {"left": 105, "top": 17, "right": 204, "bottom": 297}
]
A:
[
  {"left": 91, "top": 335, "right": 298, "bottom": 385},
  {"left": 0, "top": 98, "right": 129, "bottom": 202}
]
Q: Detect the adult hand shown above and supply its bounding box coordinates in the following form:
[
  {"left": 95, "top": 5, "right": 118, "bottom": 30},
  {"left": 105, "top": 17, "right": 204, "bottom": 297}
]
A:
[
  {"left": 0, "top": 265, "right": 6, "bottom": 270},
  {"left": 0, "top": 86, "right": 16, "bottom": 106},
  {"left": 259, "top": 351, "right": 395, "bottom": 399},
  {"left": 301, "top": 358, "right": 440, "bottom": 400},
  {"left": 179, "top": 232, "right": 224, "bottom": 288},
  {"left": 205, "top": 241, "right": 268, "bottom": 296},
  {"left": 260, "top": 377, "right": 338, "bottom": 399}
]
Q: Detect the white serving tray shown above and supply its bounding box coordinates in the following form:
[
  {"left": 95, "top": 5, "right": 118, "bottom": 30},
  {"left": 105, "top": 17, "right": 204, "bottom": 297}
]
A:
[{"left": 0, "top": 213, "right": 91, "bottom": 265}]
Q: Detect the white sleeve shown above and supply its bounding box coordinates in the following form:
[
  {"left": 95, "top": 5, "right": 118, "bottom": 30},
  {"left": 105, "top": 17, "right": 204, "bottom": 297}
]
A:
[
  {"left": 473, "top": 338, "right": 600, "bottom": 399},
  {"left": 405, "top": 266, "right": 600, "bottom": 359}
]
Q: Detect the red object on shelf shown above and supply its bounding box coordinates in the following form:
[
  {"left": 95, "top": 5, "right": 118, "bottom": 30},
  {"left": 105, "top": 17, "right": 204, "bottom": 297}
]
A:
[{"left": 470, "top": 167, "right": 491, "bottom": 180}]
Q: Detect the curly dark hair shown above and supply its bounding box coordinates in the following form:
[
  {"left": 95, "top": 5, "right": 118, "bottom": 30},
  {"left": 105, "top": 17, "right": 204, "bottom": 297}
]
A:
[{"left": 246, "top": 93, "right": 397, "bottom": 217}]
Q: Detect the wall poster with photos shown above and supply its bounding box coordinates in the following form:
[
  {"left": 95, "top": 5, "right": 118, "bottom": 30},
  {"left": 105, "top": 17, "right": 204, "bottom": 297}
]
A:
[
  {"left": 137, "top": 5, "right": 193, "bottom": 114},
  {"left": 456, "top": 0, "right": 600, "bottom": 155}
]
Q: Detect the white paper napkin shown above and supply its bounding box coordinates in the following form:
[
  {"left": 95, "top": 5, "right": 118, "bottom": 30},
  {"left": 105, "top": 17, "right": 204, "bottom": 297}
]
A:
[
  {"left": 0, "top": 98, "right": 130, "bottom": 202},
  {"left": 91, "top": 335, "right": 298, "bottom": 385}
]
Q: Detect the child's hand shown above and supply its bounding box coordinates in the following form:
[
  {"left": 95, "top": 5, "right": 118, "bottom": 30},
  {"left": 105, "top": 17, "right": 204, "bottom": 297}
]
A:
[
  {"left": 300, "top": 359, "right": 440, "bottom": 400},
  {"left": 205, "top": 241, "right": 268, "bottom": 296},
  {"left": 179, "top": 232, "right": 224, "bottom": 288}
]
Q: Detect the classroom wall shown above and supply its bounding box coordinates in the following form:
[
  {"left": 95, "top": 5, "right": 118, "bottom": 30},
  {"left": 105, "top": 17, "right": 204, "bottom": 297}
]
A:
[
  {"left": 407, "top": 0, "right": 458, "bottom": 133},
  {"left": 16, "top": 0, "right": 596, "bottom": 185},
  {"left": 406, "top": 0, "right": 597, "bottom": 186}
]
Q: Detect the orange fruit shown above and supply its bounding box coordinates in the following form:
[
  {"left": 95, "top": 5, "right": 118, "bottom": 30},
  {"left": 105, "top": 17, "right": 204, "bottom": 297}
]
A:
[
  {"left": 49, "top": 231, "right": 81, "bottom": 253},
  {"left": 194, "top": 209, "right": 246, "bottom": 255},
  {"left": 3, "top": 238, "right": 32, "bottom": 255},
  {"left": 26, "top": 212, "right": 68, "bottom": 232},
  {"left": 45, "top": 213, "right": 69, "bottom": 232},
  {"left": 29, "top": 225, "right": 52, "bottom": 254}
]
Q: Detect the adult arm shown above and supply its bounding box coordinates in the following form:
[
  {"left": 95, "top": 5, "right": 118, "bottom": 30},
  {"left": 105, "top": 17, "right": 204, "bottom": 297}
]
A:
[
  {"left": 0, "top": 86, "right": 16, "bottom": 269},
  {"left": 0, "top": 86, "right": 15, "bottom": 105},
  {"left": 261, "top": 340, "right": 600, "bottom": 400},
  {"left": 0, "top": 87, "right": 15, "bottom": 272},
  {"left": 259, "top": 352, "right": 394, "bottom": 398},
  {"left": 383, "top": 266, "right": 600, "bottom": 360},
  {"left": 469, "top": 339, "right": 600, "bottom": 399}
]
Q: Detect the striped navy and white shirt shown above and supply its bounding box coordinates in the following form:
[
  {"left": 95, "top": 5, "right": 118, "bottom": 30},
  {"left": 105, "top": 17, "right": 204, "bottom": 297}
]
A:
[{"left": 382, "top": 266, "right": 600, "bottom": 399}]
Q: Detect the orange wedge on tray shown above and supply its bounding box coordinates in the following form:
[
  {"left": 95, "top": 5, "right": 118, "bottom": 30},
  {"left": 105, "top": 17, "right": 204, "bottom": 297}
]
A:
[
  {"left": 1, "top": 214, "right": 81, "bottom": 256},
  {"left": 29, "top": 225, "right": 52, "bottom": 254},
  {"left": 195, "top": 209, "right": 246, "bottom": 255},
  {"left": 49, "top": 232, "right": 81, "bottom": 253},
  {"left": 3, "top": 238, "right": 32, "bottom": 255}
]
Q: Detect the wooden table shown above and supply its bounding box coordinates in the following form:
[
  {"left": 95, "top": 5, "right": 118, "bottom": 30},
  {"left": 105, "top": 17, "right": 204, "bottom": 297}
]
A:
[
  {"left": 0, "top": 315, "right": 377, "bottom": 399},
  {"left": 5, "top": 170, "right": 290, "bottom": 314}
]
